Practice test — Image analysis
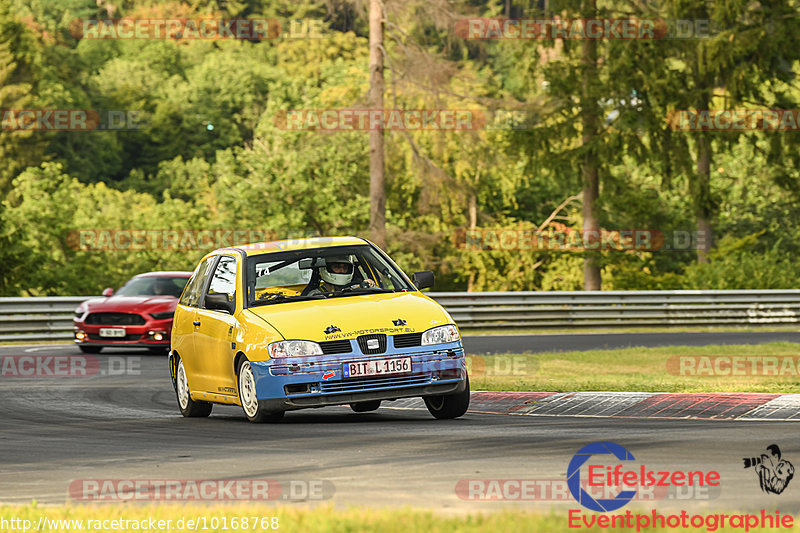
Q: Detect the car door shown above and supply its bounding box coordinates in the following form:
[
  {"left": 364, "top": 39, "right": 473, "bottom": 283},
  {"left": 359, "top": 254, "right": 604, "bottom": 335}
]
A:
[
  {"left": 192, "top": 254, "right": 239, "bottom": 396},
  {"left": 172, "top": 256, "right": 216, "bottom": 379}
]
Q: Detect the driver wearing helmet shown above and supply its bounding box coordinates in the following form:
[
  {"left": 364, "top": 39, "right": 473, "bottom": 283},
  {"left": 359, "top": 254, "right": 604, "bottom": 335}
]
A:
[{"left": 306, "top": 256, "right": 375, "bottom": 296}]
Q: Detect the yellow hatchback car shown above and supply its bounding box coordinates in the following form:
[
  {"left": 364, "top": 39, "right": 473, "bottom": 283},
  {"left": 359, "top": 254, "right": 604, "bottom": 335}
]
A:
[{"left": 169, "top": 237, "right": 469, "bottom": 422}]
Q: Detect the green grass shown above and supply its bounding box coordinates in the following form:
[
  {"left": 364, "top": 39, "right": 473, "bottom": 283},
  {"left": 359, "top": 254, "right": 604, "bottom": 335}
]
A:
[
  {"left": 1, "top": 504, "right": 798, "bottom": 532},
  {"left": 469, "top": 342, "right": 800, "bottom": 393}
]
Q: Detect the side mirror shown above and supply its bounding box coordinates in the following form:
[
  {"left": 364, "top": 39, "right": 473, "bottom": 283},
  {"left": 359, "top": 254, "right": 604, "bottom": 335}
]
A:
[
  {"left": 205, "top": 293, "right": 234, "bottom": 314},
  {"left": 102, "top": 288, "right": 114, "bottom": 297},
  {"left": 412, "top": 271, "right": 434, "bottom": 290}
]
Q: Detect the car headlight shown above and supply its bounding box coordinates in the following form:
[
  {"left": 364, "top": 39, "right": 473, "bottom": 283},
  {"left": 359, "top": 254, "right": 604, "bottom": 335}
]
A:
[
  {"left": 150, "top": 311, "right": 174, "bottom": 320},
  {"left": 268, "top": 340, "right": 323, "bottom": 358},
  {"left": 421, "top": 325, "right": 460, "bottom": 345}
]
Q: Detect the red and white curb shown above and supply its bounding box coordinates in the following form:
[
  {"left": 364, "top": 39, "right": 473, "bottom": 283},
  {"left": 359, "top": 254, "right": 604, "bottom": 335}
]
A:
[{"left": 388, "top": 392, "right": 800, "bottom": 420}]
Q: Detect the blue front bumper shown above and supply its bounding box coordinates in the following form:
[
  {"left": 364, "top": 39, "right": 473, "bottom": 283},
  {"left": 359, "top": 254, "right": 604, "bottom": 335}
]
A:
[{"left": 249, "top": 340, "right": 466, "bottom": 411}]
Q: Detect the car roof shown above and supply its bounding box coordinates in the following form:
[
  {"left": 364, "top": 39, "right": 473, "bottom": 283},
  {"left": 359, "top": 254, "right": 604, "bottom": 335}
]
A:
[
  {"left": 228, "top": 236, "right": 370, "bottom": 258},
  {"left": 134, "top": 271, "right": 193, "bottom": 278}
]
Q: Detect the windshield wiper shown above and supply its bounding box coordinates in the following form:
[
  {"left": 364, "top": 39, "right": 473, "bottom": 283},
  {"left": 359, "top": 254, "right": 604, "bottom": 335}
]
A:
[
  {"left": 327, "top": 287, "right": 396, "bottom": 298},
  {"left": 250, "top": 293, "right": 327, "bottom": 307}
]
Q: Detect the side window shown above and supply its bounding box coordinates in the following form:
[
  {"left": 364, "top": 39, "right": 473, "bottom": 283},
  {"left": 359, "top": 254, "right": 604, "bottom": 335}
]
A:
[
  {"left": 207, "top": 256, "right": 237, "bottom": 303},
  {"left": 180, "top": 257, "right": 215, "bottom": 307},
  {"left": 360, "top": 254, "right": 397, "bottom": 289}
]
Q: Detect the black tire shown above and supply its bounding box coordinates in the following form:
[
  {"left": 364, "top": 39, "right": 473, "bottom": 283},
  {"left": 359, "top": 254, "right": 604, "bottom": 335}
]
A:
[
  {"left": 237, "top": 358, "right": 285, "bottom": 423},
  {"left": 423, "top": 374, "right": 470, "bottom": 420},
  {"left": 78, "top": 345, "right": 102, "bottom": 354},
  {"left": 350, "top": 400, "right": 381, "bottom": 413},
  {"left": 175, "top": 358, "right": 212, "bottom": 417},
  {"left": 148, "top": 347, "right": 170, "bottom": 355}
]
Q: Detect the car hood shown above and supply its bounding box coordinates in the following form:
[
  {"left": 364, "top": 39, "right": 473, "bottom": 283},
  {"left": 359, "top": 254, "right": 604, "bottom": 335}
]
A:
[
  {"left": 246, "top": 292, "right": 453, "bottom": 342},
  {"left": 80, "top": 296, "right": 178, "bottom": 313}
]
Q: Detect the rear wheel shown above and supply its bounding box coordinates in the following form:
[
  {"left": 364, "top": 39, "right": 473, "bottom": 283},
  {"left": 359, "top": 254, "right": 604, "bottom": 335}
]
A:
[
  {"left": 424, "top": 374, "right": 470, "bottom": 419},
  {"left": 350, "top": 400, "right": 381, "bottom": 413},
  {"left": 176, "top": 359, "right": 212, "bottom": 417},
  {"left": 78, "top": 345, "right": 102, "bottom": 354},
  {"left": 238, "top": 359, "right": 284, "bottom": 423}
]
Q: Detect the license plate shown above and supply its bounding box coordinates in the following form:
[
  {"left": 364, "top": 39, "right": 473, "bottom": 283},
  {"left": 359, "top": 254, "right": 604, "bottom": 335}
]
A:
[
  {"left": 99, "top": 328, "right": 126, "bottom": 338},
  {"left": 343, "top": 357, "right": 412, "bottom": 378}
]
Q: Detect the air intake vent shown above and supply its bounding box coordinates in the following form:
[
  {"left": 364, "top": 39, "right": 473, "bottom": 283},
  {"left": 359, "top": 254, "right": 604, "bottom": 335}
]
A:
[
  {"left": 319, "top": 339, "right": 352, "bottom": 355},
  {"left": 85, "top": 313, "right": 145, "bottom": 325},
  {"left": 393, "top": 332, "right": 422, "bottom": 348},
  {"left": 357, "top": 334, "right": 387, "bottom": 354}
]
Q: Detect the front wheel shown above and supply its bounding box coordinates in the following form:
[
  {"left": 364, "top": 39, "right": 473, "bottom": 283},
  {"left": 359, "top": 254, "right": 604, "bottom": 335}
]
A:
[
  {"left": 424, "top": 375, "right": 470, "bottom": 419},
  {"left": 176, "top": 358, "right": 212, "bottom": 417},
  {"left": 238, "top": 358, "right": 284, "bottom": 423}
]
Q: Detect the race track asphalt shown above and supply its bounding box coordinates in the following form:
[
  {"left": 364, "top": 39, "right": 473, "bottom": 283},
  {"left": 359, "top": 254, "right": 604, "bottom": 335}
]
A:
[{"left": 1, "top": 340, "right": 799, "bottom": 514}]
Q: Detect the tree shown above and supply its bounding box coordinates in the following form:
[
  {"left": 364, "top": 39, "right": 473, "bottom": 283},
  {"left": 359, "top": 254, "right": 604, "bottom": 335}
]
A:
[
  {"left": 633, "top": 0, "right": 800, "bottom": 263},
  {"left": 0, "top": 4, "right": 44, "bottom": 193},
  {"left": 580, "top": 0, "right": 601, "bottom": 289},
  {"left": 369, "top": 0, "right": 387, "bottom": 248}
]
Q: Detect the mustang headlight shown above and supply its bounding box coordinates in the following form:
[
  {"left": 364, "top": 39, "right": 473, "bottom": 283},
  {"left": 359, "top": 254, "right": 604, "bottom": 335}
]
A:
[
  {"left": 421, "top": 325, "right": 460, "bottom": 345},
  {"left": 268, "top": 340, "right": 323, "bottom": 358},
  {"left": 150, "top": 311, "right": 174, "bottom": 320}
]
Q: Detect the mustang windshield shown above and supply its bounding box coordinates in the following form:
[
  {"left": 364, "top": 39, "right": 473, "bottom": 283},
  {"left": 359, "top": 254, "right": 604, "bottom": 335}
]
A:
[
  {"left": 245, "top": 245, "right": 414, "bottom": 307},
  {"left": 116, "top": 276, "right": 188, "bottom": 298}
]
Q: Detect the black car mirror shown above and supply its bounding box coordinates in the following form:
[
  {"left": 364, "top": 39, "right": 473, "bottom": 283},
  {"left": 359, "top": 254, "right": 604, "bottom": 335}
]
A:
[
  {"left": 412, "top": 271, "right": 434, "bottom": 290},
  {"left": 205, "top": 293, "right": 234, "bottom": 314}
]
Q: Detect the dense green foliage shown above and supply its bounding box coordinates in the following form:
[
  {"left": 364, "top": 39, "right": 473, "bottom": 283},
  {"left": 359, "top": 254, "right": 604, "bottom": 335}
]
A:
[{"left": 1, "top": 0, "right": 799, "bottom": 295}]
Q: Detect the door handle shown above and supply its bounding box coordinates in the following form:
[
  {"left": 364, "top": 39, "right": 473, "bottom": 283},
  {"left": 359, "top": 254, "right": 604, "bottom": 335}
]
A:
[{"left": 193, "top": 321, "right": 201, "bottom": 327}]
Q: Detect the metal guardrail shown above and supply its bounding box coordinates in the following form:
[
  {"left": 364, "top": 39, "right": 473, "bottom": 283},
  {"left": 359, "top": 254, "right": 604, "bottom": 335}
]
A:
[
  {"left": 434, "top": 290, "right": 800, "bottom": 328},
  {"left": 0, "top": 297, "right": 90, "bottom": 342},
  {"left": 1, "top": 290, "right": 799, "bottom": 342}
]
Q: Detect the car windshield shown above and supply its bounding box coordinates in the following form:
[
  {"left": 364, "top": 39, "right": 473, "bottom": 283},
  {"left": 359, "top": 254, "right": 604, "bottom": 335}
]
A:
[
  {"left": 246, "top": 244, "right": 414, "bottom": 307},
  {"left": 115, "top": 276, "right": 189, "bottom": 298}
]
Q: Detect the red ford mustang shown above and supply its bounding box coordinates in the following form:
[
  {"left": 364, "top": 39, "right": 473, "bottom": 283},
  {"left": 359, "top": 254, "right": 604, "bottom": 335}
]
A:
[{"left": 73, "top": 271, "right": 191, "bottom": 354}]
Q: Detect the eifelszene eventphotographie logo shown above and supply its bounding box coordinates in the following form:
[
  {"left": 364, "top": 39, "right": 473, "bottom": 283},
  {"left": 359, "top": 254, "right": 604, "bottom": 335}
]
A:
[
  {"left": 743, "top": 444, "right": 794, "bottom": 495},
  {"left": 567, "top": 441, "right": 720, "bottom": 512}
]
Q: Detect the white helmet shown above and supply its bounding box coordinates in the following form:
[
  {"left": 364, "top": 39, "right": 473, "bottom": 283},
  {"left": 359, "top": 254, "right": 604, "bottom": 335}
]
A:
[{"left": 320, "top": 256, "right": 355, "bottom": 286}]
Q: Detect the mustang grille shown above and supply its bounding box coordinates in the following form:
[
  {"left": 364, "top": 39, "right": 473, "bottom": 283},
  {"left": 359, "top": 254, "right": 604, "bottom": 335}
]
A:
[{"left": 84, "top": 313, "right": 146, "bottom": 325}]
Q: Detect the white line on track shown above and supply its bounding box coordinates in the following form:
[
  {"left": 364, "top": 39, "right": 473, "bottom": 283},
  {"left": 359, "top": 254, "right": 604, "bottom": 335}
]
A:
[{"left": 23, "top": 345, "right": 73, "bottom": 353}]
